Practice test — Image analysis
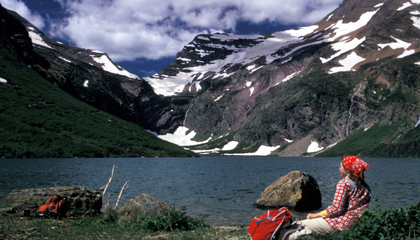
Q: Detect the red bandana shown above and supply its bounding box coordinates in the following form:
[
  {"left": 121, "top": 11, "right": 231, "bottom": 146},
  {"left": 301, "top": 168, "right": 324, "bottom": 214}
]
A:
[{"left": 342, "top": 156, "right": 370, "bottom": 180}]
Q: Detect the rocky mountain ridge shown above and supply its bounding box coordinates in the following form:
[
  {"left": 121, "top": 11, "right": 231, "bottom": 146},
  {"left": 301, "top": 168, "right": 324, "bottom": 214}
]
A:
[
  {"left": 2, "top": 6, "right": 188, "bottom": 135},
  {"left": 0, "top": 4, "right": 197, "bottom": 158},
  {"left": 147, "top": 0, "right": 420, "bottom": 156},
  {"left": 2, "top": 0, "right": 420, "bottom": 157}
]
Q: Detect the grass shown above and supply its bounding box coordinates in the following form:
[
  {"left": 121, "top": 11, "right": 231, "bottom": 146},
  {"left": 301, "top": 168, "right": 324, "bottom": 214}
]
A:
[
  {"left": 0, "top": 208, "right": 249, "bottom": 240},
  {"left": 1, "top": 201, "right": 420, "bottom": 239},
  {"left": 317, "top": 124, "right": 400, "bottom": 157},
  {"left": 0, "top": 44, "right": 197, "bottom": 158},
  {"left": 317, "top": 123, "right": 420, "bottom": 158}
]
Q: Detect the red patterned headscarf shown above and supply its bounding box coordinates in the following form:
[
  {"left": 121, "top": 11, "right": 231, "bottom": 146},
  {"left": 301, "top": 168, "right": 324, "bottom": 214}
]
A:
[{"left": 342, "top": 156, "right": 370, "bottom": 180}]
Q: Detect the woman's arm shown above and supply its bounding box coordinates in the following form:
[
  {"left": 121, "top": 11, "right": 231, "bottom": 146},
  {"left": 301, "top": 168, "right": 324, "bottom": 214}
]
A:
[
  {"left": 326, "top": 179, "right": 350, "bottom": 218},
  {"left": 306, "top": 211, "right": 323, "bottom": 219}
]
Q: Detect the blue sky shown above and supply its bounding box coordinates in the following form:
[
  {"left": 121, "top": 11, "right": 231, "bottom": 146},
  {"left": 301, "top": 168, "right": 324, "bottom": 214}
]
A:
[{"left": 0, "top": 0, "right": 342, "bottom": 77}]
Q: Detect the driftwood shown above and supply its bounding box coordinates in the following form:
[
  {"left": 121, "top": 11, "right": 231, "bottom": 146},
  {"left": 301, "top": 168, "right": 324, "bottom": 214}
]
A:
[
  {"left": 114, "top": 180, "right": 130, "bottom": 210},
  {"left": 100, "top": 165, "right": 130, "bottom": 212}
]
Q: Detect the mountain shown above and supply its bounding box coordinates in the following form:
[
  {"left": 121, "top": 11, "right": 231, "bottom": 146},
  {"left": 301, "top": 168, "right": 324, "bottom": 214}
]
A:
[
  {"left": 0, "top": 4, "right": 197, "bottom": 158},
  {"left": 145, "top": 0, "right": 420, "bottom": 157},
  {"left": 3, "top": 0, "right": 420, "bottom": 158}
]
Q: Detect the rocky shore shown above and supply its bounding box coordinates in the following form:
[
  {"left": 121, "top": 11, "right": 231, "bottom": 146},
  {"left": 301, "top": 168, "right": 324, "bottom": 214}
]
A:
[
  {"left": 5, "top": 186, "right": 102, "bottom": 217},
  {"left": 3, "top": 170, "right": 321, "bottom": 220}
]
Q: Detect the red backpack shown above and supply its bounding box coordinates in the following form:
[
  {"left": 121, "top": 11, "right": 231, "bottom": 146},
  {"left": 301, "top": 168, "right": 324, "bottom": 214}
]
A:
[
  {"left": 37, "top": 195, "right": 70, "bottom": 217},
  {"left": 248, "top": 207, "right": 293, "bottom": 240}
]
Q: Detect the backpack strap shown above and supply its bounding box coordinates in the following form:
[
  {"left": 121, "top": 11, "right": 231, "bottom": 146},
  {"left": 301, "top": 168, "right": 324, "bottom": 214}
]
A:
[{"left": 281, "top": 224, "right": 304, "bottom": 240}]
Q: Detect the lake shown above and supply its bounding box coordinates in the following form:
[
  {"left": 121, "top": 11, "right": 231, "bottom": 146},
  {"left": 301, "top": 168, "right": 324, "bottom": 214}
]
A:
[{"left": 0, "top": 156, "right": 419, "bottom": 226}]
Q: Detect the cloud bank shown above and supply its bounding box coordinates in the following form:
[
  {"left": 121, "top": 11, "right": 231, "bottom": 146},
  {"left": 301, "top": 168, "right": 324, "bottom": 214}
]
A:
[
  {"left": 0, "top": 0, "right": 45, "bottom": 29},
  {"left": 3, "top": 0, "right": 342, "bottom": 62}
]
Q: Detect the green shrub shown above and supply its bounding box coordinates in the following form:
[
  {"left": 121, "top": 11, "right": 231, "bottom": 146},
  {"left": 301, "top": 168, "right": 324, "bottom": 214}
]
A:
[
  {"left": 310, "top": 201, "right": 420, "bottom": 240},
  {"left": 100, "top": 209, "right": 119, "bottom": 224},
  {"left": 21, "top": 199, "right": 38, "bottom": 208},
  {"left": 136, "top": 208, "right": 207, "bottom": 233},
  {"left": 0, "top": 203, "right": 18, "bottom": 216}
]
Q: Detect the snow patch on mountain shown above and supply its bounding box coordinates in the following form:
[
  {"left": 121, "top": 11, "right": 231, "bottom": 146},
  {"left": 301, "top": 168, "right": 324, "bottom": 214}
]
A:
[
  {"left": 398, "top": 2, "right": 413, "bottom": 11},
  {"left": 91, "top": 55, "right": 138, "bottom": 79},
  {"left": 59, "top": 56, "right": 72, "bottom": 63},
  {"left": 329, "top": 51, "right": 365, "bottom": 74},
  {"left": 320, "top": 9, "right": 379, "bottom": 64},
  {"left": 158, "top": 126, "right": 211, "bottom": 146},
  {"left": 225, "top": 145, "right": 280, "bottom": 156},
  {"left": 247, "top": 65, "right": 263, "bottom": 74},
  {"left": 249, "top": 87, "right": 255, "bottom": 96},
  {"left": 222, "top": 141, "right": 239, "bottom": 151},
  {"left": 214, "top": 94, "right": 224, "bottom": 102},
  {"left": 330, "top": 10, "right": 379, "bottom": 41},
  {"left": 189, "top": 81, "right": 202, "bottom": 92},
  {"left": 415, "top": 116, "right": 420, "bottom": 128},
  {"left": 145, "top": 4, "right": 386, "bottom": 97},
  {"left": 192, "top": 148, "right": 221, "bottom": 154},
  {"left": 28, "top": 30, "right": 52, "bottom": 49},
  {"left": 411, "top": 11, "right": 420, "bottom": 29},
  {"left": 267, "top": 39, "right": 326, "bottom": 65},
  {"left": 327, "top": 14, "right": 334, "bottom": 21},
  {"left": 321, "top": 37, "right": 366, "bottom": 64},
  {"left": 378, "top": 36, "right": 415, "bottom": 59},
  {"left": 145, "top": 25, "right": 324, "bottom": 96},
  {"left": 177, "top": 57, "right": 192, "bottom": 63},
  {"left": 285, "top": 25, "right": 319, "bottom": 37},
  {"left": 158, "top": 126, "right": 277, "bottom": 156},
  {"left": 281, "top": 71, "right": 301, "bottom": 83},
  {"left": 307, "top": 141, "right": 323, "bottom": 153}
]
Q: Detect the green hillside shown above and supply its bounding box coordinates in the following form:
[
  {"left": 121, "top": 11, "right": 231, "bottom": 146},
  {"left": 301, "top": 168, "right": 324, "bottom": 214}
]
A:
[
  {"left": 0, "top": 47, "right": 197, "bottom": 158},
  {"left": 317, "top": 124, "right": 420, "bottom": 158}
]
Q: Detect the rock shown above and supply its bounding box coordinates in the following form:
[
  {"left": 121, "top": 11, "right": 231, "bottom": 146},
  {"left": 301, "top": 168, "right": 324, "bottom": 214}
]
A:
[
  {"left": 118, "top": 193, "right": 177, "bottom": 223},
  {"left": 5, "top": 186, "right": 102, "bottom": 215},
  {"left": 253, "top": 171, "right": 322, "bottom": 211}
]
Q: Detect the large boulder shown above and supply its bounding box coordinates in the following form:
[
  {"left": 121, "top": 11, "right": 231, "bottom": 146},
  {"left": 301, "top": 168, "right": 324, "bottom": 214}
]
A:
[
  {"left": 253, "top": 171, "right": 322, "bottom": 211},
  {"left": 5, "top": 186, "right": 102, "bottom": 215},
  {"left": 118, "top": 193, "right": 176, "bottom": 223}
]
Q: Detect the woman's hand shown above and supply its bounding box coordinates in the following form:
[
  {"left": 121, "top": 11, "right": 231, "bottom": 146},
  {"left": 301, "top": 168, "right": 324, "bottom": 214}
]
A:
[{"left": 306, "top": 212, "right": 322, "bottom": 219}]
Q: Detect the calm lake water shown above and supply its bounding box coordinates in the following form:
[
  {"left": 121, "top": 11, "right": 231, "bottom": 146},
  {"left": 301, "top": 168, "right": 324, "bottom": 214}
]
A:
[{"left": 0, "top": 157, "right": 419, "bottom": 225}]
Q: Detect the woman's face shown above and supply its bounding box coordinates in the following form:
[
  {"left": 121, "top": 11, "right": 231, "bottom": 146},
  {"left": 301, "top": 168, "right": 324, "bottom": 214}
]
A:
[{"left": 339, "top": 161, "right": 348, "bottom": 178}]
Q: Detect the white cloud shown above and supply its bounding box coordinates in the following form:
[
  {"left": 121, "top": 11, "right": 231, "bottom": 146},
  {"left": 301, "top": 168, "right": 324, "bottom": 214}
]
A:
[
  {"left": 0, "top": 0, "right": 45, "bottom": 29},
  {"left": 48, "top": 0, "right": 341, "bottom": 62},
  {"left": 2, "top": 0, "right": 342, "bottom": 62}
]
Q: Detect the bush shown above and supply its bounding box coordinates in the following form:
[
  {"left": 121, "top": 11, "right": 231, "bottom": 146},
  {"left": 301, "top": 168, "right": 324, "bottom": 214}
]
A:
[
  {"left": 136, "top": 208, "right": 207, "bottom": 233},
  {"left": 100, "top": 209, "right": 119, "bottom": 224},
  {"left": 0, "top": 203, "right": 18, "bottom": 216},
  {"left": 310, "top": 201, "right": 420, "bottom": 240}
]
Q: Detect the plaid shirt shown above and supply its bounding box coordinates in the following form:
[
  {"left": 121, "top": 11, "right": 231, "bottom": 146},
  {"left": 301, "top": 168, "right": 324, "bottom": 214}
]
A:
[{"left": 324, "top": 178, "right": 371, "bottom": 231}]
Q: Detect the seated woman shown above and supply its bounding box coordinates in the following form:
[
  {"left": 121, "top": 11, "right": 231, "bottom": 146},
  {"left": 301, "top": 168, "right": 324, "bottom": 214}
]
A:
[{"left": 280, "top": 156, "right": 371, "bottom": 240}]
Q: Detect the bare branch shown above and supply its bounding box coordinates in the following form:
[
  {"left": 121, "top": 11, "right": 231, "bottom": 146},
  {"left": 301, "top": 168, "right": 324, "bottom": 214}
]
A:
[
  {"left": 100, "top": 165, "right": 115, "bottom": 212},
  {"left": 113, "top": 180, "right": 130, "bottom": 210},
  {"left": 100, "top": 165, "right": 130, "bottom": 212},
  {"left": 100, "top": 165, "right": 115, "bottom": 194}
]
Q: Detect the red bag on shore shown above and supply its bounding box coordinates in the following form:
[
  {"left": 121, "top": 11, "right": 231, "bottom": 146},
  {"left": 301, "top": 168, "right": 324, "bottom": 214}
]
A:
[
  {"left": 37, "top": 195, "right": 70, "bottom": 217},
  {"left": 248, "top": 207, "right": 292, "bottom": 240}
]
